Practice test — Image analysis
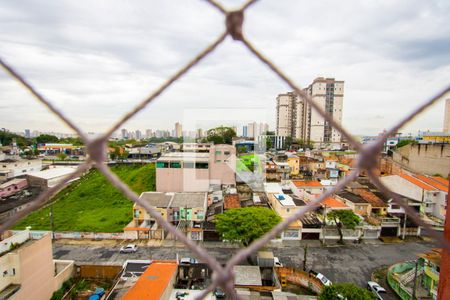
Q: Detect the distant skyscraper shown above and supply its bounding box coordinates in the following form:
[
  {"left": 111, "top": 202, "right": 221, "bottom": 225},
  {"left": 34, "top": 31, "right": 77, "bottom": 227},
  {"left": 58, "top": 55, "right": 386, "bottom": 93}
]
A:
[
  {"left": 242, "top": 126, "right": 248, "bottom": 137},
  {"left": 175, "top": 122, "right": 182, "bottom": 138},
  {"left": 24, "top": 129, "right": 31, "bottom": 139},
  {"left": 145, "top": 129, "right": 153, "bottom": 139},
  {"left": 444, "top": 99, "right": 450, "bottom": 134},
  {"left": 121, "top": 129, "right": 128, "bottom": 140},
  {"left": 276, "top": 77, "right": 344, "bottom": 145},
  {"left": 135, "top": 130, "right": 142, "bottom": 140}
]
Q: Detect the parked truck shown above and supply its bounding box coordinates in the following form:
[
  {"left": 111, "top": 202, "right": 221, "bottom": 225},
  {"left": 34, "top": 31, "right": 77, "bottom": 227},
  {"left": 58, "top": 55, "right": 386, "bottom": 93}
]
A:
[{"left": 257, "top": 251, "right": 283, "bottom": 267}]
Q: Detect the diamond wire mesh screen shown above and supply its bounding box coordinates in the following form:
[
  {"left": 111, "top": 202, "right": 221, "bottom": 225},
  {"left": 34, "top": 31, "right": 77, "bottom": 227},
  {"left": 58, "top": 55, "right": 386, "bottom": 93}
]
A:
[{"left": 1, "top": 0, "right": 449, "bottom": 299}]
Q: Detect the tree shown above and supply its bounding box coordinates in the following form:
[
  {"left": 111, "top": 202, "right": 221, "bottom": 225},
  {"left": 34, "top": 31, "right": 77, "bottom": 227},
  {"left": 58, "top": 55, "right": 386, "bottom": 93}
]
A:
[
  {"left": 319, "top": 283, "right": 375, "bottom": 300},
  {"left": 36, "top": 134, "right": 59, "bottom": 144},
  {"left": 327, "top": 210, "right": 360, "bottom": 244},
  {"left": 215, "top": 207, "right": 281, "bottom": 246},
  {"left": 265, "top": 136, "right": 273, "bottom": 150},
  {"left": 57, "top": 152, "right": 67, "bottom": 160},
  {"left": 206, "top": 126, "right": 236, "bottom": 145},
  {"left": 284, "top": 136, "right": 292, "bottom": 150}
]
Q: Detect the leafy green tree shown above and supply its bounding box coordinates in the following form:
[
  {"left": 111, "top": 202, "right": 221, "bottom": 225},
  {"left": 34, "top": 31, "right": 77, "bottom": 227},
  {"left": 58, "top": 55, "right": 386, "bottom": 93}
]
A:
[
  {"left": 265, "top": 136, "right": 273, "bottom": 150},
  {"left": 215, "top": 207, "right": 281, "bottom": 246},
  {"left": 57, "top": 152, "right": 67, "bottom": 160},
  {"left": 284, "top": 136, "right": 292, "bottom": 150},
  {"left": 206, "top": 126, "right": 236, "bottom": 145},
  {"left": 327, "top": 210, "right": 360, "bottom": 243},
  {"left": 319, "top": 283, "right": 375, "bottom": 300},
  {"left": 36, "top": 134, "right": 59, "bottom": 144}
]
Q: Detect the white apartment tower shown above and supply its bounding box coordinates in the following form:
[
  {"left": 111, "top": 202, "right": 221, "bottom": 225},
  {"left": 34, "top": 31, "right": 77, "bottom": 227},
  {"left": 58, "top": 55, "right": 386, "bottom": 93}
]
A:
[
  {"left": 276, "top": 77, "right": 344, "bottom": 146},
  {"left": 444, "top": 99, "right": 450, "bottom": 134}
]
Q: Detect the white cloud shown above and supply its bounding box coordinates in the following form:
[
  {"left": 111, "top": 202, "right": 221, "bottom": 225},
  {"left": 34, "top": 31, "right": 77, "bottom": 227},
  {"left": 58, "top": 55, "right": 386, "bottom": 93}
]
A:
[{"left": 0, "top": 0, "right": 449, "bottom": 136}]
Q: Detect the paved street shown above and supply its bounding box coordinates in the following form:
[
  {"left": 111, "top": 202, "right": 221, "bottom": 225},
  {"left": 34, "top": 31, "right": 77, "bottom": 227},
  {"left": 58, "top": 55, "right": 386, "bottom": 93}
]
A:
[{"left": 53, "top": 239, "right": 435, "bottom": 290}]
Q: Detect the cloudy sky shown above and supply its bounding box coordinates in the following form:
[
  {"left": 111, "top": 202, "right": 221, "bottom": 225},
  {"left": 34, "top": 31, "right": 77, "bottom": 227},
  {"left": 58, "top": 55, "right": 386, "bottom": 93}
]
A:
[{"left": 1, "top": 0, "right": 449, "bottom": 137}]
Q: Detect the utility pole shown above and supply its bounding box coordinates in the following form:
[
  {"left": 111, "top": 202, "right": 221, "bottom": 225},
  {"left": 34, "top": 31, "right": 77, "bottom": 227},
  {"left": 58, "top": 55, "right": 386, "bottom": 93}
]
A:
[
  {"left": 402, "top": 200, "right": 408, "bottom": 240},
  {"left": 49, "top": 205, "right": 55, "bottom": 239},
  {"left": 437, "top": 172, "right": 450, "bottom": 299}
]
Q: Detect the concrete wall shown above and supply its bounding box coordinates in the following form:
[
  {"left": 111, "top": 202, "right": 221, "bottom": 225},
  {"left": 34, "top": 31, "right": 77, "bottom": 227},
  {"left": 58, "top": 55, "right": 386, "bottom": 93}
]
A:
[
  {"left": 393, "top": 144, "right": 450, "bottom": 176},
  {"left": 156, "top": 168, "right": 209, "bottom": 192},
  {"left": 11, "top": 234, "right": 57, "bottom": 300},
  {"left": 53, "top": 260, "right": 74, "bottom": 291}
]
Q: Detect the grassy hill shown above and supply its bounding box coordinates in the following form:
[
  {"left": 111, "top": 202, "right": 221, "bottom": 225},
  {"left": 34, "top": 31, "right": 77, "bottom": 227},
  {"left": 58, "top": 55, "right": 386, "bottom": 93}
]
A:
[{"left": 14, "top": 163, "right": 155, "bottom": 232}]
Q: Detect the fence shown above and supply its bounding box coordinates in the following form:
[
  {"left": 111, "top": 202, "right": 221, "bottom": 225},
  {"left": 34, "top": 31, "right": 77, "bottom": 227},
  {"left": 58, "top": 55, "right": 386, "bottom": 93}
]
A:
[
  {"left": 0, "top": 0, "right": 449, "bottom": 299},
  {"left": 387, "top": 261, "right": 416, "bottom": 300}
]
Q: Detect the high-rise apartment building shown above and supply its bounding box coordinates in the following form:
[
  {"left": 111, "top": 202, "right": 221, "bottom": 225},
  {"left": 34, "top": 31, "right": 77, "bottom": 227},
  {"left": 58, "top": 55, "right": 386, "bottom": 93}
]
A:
[
  {"left": 444, "top": 99, "right": 450, "bottom": 134},
  {"left": 121, "top": 128, "right": 128, "bottom": 140},
  {"left": 175, "top": 122, "right": 182, "bottom": 138},
  {"left": 276, "top": 77, "right": 344, "bottom": 146},
  {"left": 24, "top": 129, "right": 31, "bottom": 139},
  {"left": 145, "top": 129, "right": 153, "bottom": 139},
  {"left": 135, "top": 130, "right": 142, "bottom": 140}
]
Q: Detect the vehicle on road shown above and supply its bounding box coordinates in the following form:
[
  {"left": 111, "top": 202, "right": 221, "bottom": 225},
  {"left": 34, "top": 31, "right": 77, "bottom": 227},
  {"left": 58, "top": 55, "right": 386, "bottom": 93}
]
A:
[
  {"left": 309, "top": 270, "right": 332, "bottom": 286},
  {"left": 213, "top": 287, "right": 226, "bottom": 298},
  {"left": 367, "top": 281, "right": 387, "bottom": 299},
  {"left": 179, "top": 257, "right": 198, "bottom": 265},
  {"left": 119, "top": 244, "right": 137, "bottom": 253}
]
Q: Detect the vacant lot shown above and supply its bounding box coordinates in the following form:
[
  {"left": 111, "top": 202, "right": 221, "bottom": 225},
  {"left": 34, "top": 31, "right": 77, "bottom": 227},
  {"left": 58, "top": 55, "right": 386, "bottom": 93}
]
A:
[{"left": 14, "top": 163, "right": 155, "bottom": 232}]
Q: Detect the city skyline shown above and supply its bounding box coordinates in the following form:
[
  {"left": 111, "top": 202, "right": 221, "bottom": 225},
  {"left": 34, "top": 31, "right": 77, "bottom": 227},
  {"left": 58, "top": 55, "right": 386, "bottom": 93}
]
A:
[{"left": 1, "top": 1, "right": 450, "bottom": 136}]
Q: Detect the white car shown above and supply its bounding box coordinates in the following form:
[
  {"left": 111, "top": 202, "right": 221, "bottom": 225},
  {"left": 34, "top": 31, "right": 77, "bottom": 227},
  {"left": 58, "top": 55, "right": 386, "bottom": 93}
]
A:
[
  {"left": 120, "top": 244, "right": 138, "bottom": 253},
  {"left": 367, "top": 281, "right": 387, "bottom": 300},
  {"left": 179, "top": 257, "right": 198, "bottom": 265},
  {"left": 310, "top": 270, "right": 332, "bottom": 286},
  {"left": 274, "top": 257, "right": 283, "bottom": 267}
]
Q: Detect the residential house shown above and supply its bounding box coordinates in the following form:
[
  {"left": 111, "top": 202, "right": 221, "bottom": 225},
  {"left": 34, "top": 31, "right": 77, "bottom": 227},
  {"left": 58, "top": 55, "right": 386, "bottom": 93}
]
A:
[
  {"left": 0, "top": 230, "right": 74, "bottom": 300},
  {"left": 274, "top": 161, "right": 290, "bottom": 180},
  {"left": 156, "top": 144, "right": 236, "bottom": 192},
  {"left": 291, "top": 180, "right": 324, "bottom": 197},
  {"left": 0, "top": 179, "right": 28, "bottom": 198},
  {"left": 321, "top": 197, "right": 350, "bottom": 215},
  {"left": 265, "top": 161, "right": 280, "bottom": 182},
  {"left": 287, "top": 154, "right": 300, "bottom": 176},
  {"left": 380, "top": 173, "right": 447, "bottom": 220},
  {"left": 122, "top": 261, "right": 178, "bottom": 300},
  {"left": 0, "top": 159, "right": 42, "bottom": 182},
  {"left": 267, "top": 193, "right": 302, "bottom": 240},
  {"left": 335, "top": 190, "right": 371, "bottom": 216},
  {"left": 131, "top": 192, "right": 207, "bottom": 241}
]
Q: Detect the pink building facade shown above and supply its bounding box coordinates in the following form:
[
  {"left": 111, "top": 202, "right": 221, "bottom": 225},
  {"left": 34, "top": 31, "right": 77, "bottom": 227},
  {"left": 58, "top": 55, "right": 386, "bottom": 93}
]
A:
[
  {"left": 156, "top": 145, "right": 236, "bottom": 192},
  {"left": 0, "top": 179, "right": 28, "bottom": 198}
]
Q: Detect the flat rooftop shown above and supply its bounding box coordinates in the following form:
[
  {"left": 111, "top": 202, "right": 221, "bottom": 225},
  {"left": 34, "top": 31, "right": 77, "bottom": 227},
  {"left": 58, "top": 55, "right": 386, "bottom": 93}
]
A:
[
  {"left": 234, "top": 266, "right": 262, "bottom": 286},
  {"left": 273, "top": 193, "right": 295, "bottom": 206},
  {"left": 27, "top": 167, "right": 77, "bottom": 180},
  {"left": 157, "top": 152, "right": 210, "bottom": 162}
]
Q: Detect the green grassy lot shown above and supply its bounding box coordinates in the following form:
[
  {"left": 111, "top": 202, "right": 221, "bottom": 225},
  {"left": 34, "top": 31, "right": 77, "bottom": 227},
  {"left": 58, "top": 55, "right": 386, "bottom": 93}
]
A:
[{"left": 14, "top": 163, "right": 155, "bottom": 232}]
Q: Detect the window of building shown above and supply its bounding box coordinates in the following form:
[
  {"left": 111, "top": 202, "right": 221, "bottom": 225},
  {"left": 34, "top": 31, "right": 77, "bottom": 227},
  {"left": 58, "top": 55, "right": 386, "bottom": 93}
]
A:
[
  {"left": 284, "top": 229, "right": 299, "bottom": 238},
  {"left": 215, "top": 160, "right": 221, "bottom": 163},
  {"left": 224, "top": 151, "right": 230, "bottom": 155},
  {"left": 195, "top": 162, "right": 209, "bottom": 169},
  {"left": 170, "top": 162, "right": 181, "bottom": 168},
  {"left": 184, "top": 162, "right": 195, "bottom": 168},
  {"left": 391, "top": 204, "right": 400, "bottom": 209},
  {"left": 215, "top": 151, "right": 222, "bottom": 155},
  {"left": 156, "top": 162, "right": 169, "bottom": 168}
]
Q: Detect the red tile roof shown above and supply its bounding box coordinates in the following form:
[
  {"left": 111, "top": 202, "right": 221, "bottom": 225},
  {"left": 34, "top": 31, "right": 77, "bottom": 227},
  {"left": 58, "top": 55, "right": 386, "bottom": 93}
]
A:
[
  {"left": 224, "top": 194, "right": 241, "bottom": 209},
  {"left": 122, "top": 261, "right": 177, "bottom": 300},
  {"left": 399, "top": 173, "right": 435, "bottom": 191},
  {"left": 322, "top": 197, "right": 349, "bottom": 208},
  {"left": 414, "top": 175, "right": 447, "bottom": 192},
  {"left": 293, "top": 180, "right": 323, "bottom": 188},
  {"left": 431, "top": 176, "right": 449, "bottom": 189}
]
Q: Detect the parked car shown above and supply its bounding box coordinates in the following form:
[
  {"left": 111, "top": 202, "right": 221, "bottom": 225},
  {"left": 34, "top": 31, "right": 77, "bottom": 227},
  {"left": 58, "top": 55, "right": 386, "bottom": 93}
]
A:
[
  {"left": 179, "top": 257, "right": 198, "bottom": 265},
  {"left": 309, "top": 270, "right": 332, "bottom": 286},
  {"left": 367, "top": 281, "right": 387, "bottom": 300},
  {"left": 274, "top": 257, "right": 283, "bottom": 267},
  {"left": 213, "top": 287, "right": 226, "bottom": 298},
  {"left": 119, "top": 244, "right": 137, "bottom": 253}
]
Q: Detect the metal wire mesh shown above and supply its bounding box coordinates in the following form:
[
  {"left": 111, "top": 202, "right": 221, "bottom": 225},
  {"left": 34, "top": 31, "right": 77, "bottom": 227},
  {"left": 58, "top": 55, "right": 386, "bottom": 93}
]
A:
[{"left": 1, "top": 0, "right": 449, "bottom": 298}]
